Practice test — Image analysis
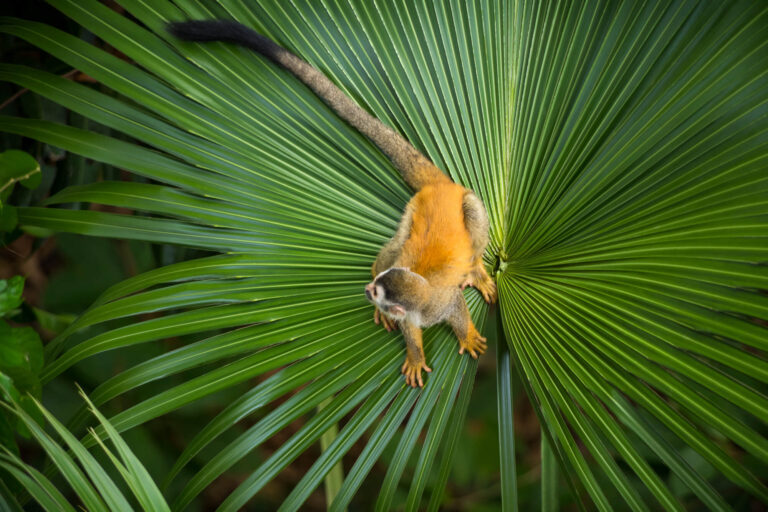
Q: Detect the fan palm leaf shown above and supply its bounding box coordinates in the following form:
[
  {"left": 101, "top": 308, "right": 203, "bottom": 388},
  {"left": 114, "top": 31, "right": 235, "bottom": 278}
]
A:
[{"left": 0, "top": 0, "right": 766, "bottom": 510}]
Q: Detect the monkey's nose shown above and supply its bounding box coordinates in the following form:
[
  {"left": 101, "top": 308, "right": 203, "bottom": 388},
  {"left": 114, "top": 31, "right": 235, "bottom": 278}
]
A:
[{"left": 364, "top": 283, "right": 374, "bottom": 301}]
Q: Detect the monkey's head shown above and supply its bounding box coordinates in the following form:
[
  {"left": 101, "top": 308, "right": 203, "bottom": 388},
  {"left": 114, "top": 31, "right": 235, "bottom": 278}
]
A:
[{"left": 365, "top": 267, "right": 427, "bottom": 321}]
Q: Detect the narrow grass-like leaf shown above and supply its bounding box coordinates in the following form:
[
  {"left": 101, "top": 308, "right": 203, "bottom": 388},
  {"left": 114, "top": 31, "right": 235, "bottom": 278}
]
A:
[
  {"left": 541, "top": 435, "right": 558, "bottom": 512},
  {"left": 0, "top": 401, "right": 106, "bottom": 512},
  {"left": 0, "top": 453, "right": 76, "bottom": 512},
  {"left": 80, "top": 390, "right": 170, "bottom": 512},
  {"left": 496, "top": 315, "right": 518, "bottom": 512}
]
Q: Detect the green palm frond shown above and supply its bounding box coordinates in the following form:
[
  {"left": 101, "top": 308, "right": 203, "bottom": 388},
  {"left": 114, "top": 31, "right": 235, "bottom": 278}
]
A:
[{"left": 0, "top": 0, "right": 766, "bottom": 510}]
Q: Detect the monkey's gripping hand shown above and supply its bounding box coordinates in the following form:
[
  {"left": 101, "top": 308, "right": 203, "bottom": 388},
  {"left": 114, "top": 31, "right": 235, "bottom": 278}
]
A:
[
  {"left": 374, "top": 307, "right": 398, "bottom": 331},
  {"left": 401, "top": 357, "right": 432, "bottom": 388},
  {"left": 459, "top": 329, "right": 487, "bottom": 359}
]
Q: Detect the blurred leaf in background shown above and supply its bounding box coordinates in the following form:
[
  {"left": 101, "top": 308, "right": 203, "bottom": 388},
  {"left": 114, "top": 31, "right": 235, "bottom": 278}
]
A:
[
  {"left": 0, "top": 276, "right": 24, "bottom": 315},
  {"left": 0, "top": 149, "right": 38, "bottom": 244},
  {"left": 0, "top": 149, "right": 40, "bottom": 198},
  {"left": 0, "top": 277, "right": 44, "bottom": 456}
]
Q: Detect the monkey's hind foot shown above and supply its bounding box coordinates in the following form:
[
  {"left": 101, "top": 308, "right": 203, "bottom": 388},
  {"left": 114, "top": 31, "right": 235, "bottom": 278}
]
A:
[
  {"left": 459, "top": 330, "right": 487, "bottom": 359},
  {"left": 374, "top": 307, "right": 398, "bottom": 331},
  {"left": 476, "top": 277, "right": 497, "bottom": 304},
  {"left": 401, "top": 358, "right": 432, "bottom": 388},
  {"left": 460, "top": 273, "right": 497, "bottom": 304}
]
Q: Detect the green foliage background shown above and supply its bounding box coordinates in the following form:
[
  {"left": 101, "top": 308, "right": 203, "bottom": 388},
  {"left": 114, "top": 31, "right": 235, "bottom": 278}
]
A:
[{"left": 0, "top": 0, "right": 767, "bottom": 510}]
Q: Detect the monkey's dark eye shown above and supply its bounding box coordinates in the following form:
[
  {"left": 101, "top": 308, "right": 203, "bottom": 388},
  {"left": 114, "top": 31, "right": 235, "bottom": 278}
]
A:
[{"left": 371, "top": 287, "right": 377, "bottom": 298}]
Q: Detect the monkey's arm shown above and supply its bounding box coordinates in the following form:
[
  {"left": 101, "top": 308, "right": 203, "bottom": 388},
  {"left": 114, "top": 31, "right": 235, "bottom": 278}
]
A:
[
  {"left": 446, "top": 291, "right": 487, "bottom": 358},
  {"left": 399, "top": 321, "right": 432, "bottom": 387}
]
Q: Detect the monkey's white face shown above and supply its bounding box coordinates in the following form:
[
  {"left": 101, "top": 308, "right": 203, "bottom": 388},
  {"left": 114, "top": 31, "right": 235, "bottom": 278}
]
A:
[
  {"left": 366, "top": 267, "right": 422, "bottom": 321},
  {"left": 364, "top": 280, "right": 406, "bottom": 320}
]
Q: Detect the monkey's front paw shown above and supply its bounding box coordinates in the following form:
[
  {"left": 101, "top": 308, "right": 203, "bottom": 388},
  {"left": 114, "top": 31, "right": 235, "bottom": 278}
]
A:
[
  {"left": 374, "top": 307, "right": 398, "bottom": 331},
  {"left": 401, "top": 358, "right": 432, "bottom": 388},
  {"left": 459, "top": 331, "right": 487, "bottom": 359}
]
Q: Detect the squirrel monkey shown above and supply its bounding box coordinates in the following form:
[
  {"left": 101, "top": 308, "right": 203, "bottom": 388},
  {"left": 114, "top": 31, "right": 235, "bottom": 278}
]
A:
[{"left": 170, "top": 20, "right": 497, "bottom": 388}]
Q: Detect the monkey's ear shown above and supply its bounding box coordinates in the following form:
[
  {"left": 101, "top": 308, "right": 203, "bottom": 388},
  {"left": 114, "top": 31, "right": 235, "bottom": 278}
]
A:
[{"left": 389, "top": 304, "right": 406, "bottom": 319}]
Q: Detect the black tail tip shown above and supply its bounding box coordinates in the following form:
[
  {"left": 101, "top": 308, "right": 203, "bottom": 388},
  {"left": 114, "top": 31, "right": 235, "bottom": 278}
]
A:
[
  {"left": 167, "top": 20, "right": 242, "bottom": 42},
  {"left": 166, "top": 21, "right": 194, "bottom": 40}
]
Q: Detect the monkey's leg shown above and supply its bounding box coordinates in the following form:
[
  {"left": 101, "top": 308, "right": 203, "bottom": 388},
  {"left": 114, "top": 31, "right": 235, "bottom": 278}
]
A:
[
  {"left": 462, "top": 264, "right": 497, "bottom": 304},
  {"left": 447, "top": 293, "right": 487, "bottom": 358},
  {"left": 461, "top": 192, "right": 497, "bottom": 303},
  {"left": 399, "top": 322, "right": 432, "bottom": 387}
]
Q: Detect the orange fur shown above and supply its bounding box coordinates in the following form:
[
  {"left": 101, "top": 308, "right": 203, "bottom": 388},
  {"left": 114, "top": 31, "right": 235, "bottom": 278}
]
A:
[{"left": 398, "top": 183, "right": 475, "bottom": 286}]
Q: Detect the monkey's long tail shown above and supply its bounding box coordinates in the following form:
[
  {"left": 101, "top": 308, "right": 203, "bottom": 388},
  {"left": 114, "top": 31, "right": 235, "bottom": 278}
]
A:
[{"left": 168, "top": 20, "right": 449, "bottom": 190}]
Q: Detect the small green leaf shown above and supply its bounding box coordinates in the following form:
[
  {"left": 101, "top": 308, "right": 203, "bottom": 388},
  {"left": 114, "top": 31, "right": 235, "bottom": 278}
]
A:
[
  {"left": 0, "top": 372, "right": 21, "bottom": 403},
  {"left": 0, "top": 277, "right": 24, "bottom": 317},
  {"left": 0, "top": 204, "right": 17, "bottom": 233},
  {"left": 31, "top": 308, "right": 75, "bottom": 335},
  {"left": 0, "top": 150, "right": 41, "bottom": 195},
  {"left": 0, "top": 321, "right": 44, "bottom": 397}
]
